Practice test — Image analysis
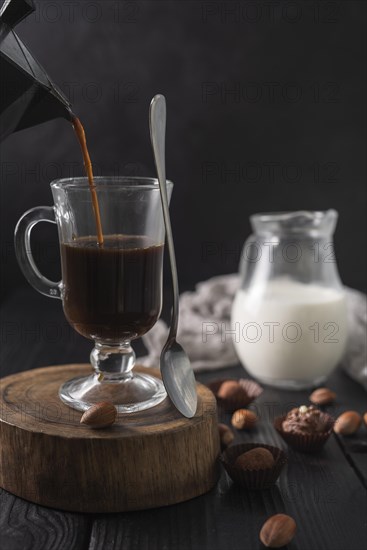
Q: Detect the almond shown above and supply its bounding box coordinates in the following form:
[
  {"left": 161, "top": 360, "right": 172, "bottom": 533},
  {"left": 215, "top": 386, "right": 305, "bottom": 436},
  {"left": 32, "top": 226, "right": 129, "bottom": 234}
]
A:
[
  {"left": 218, "top": 423, "right": 234, "bottom": 448},
  {"left": 235, "top": 447, "right": 274, "bottom": 471},
  {"left": 309, "top": 387, "right": 336, "bottom": 405},
  {"left": 231, "top": 409, "right": 257, "bottom": 430},
  {"left": 80, "top": 402, "right": 117, "bottom": 429},
  {"left": 334, "top": 411, "right": 362, "bottom": 435},
  {"left": 260, "top": 514, "right": 297, "bottom": 548},
  {"left": 364, "top": 412, "right": 367, "bottom": 427}
]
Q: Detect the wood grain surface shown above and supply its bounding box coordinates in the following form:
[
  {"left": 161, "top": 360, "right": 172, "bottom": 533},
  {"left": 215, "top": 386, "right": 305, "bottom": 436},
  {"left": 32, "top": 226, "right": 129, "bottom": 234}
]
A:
[
  {"left": 0, "top": 290, "right": 366, "bottom": 550},
  {"left": 0, "top": 363, "right": 220, "bottom": 513}
]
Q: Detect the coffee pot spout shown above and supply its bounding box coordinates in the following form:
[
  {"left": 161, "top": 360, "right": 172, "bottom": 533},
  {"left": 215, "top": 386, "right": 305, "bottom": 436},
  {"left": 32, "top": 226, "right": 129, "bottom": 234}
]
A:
[{"left": 0, "top": 0, "right": 73, "bottom": 141}]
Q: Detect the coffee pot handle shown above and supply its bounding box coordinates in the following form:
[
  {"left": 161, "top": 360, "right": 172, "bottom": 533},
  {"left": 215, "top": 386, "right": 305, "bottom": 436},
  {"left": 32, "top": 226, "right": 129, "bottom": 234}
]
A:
[{"left": 14, "top": 206, "right": 62, "bottom": 299}]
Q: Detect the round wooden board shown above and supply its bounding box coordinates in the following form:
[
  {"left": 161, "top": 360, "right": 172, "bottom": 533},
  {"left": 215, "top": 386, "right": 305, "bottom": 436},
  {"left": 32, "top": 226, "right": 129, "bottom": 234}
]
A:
[{"left": 0, "top": 364, "right": 220, "bottom": 513}]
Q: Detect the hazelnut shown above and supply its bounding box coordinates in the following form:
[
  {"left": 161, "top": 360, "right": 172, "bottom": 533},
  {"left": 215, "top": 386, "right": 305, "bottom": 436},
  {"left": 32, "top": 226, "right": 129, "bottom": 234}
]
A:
[
  {"left": 309, "top": 387, "right": 336, "bottom": 406},
  {"left": 217, "top": 380, "right": 243, "bottom": 399},
  {"left": 260, "top": 514, "right": 297, "bottom": 548},
  {"left": 231, "top": 409, "right": 257, "bottom": 430},
  {"left": 334, "top": 411, "right": 362, "bottom": 435},
  {"left": 218, "top": 423, "right": 234, "bottom": 448},
  {"left": 80, "top": 402, "right": 117, "bottom": 429},
  {"left": 235, "top": 447, "right": 274, "bottom": 471}
]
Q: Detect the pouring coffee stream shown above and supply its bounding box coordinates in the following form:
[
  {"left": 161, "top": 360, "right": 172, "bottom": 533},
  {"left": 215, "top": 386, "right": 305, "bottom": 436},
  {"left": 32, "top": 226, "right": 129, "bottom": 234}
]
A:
[{"left": 71, "top": 116, "right": 104, "bottom": 246}]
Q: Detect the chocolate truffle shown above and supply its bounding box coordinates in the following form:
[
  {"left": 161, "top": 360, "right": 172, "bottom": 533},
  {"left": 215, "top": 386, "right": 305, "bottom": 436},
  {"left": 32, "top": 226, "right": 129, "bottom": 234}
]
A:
[
  {"left": 235, "top": 447, "right": 274, "bottom": 471},
  {"left": 208, "top": 378, "right": 263, "bottom": 413},
  {"left": 282, "top": 405, "right": 329, "bottom": 435},
  {"left": 220, "top": 443, "right": 288, "bottom": 490}
]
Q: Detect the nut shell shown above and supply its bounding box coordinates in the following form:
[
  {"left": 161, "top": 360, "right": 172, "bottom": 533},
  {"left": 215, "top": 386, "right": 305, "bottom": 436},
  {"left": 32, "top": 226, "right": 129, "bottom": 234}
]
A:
[
  {"left": 231, "top": 409, "right": 257, "bottom": 430},
  {"left": 80, "top": 401, "right": 117, "bottom": 429},
  {"left": 334, "top": 411, "right": 362, "bottom": 435},
  {"left": 218, "top": 423, "right": 235, "bottom": 449},
  {"left": 259, "top": 514, "right": 297, "bottom": 548},
  {"left": 235, "top": 447, "right": 274, "bottom": 471},
  {"left": 309, "top": 387, "right": 336, "bottom": 405}
]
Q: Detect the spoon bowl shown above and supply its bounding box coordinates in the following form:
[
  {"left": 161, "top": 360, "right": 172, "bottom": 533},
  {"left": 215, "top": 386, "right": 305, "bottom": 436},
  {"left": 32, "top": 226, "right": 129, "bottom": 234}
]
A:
[{"left": 160, "top": 340, "right": 198, "bottom": 418}]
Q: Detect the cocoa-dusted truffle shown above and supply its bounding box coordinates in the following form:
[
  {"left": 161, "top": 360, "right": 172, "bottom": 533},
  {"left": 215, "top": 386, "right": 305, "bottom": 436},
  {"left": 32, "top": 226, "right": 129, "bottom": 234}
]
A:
[
  {"left": 220, "top": 443, "right": 288, "bottom": 490},
  {"left": 282, "top": 405, "right": 329, "bottom": 435},
  {"left": 235, "top": 447, "right": 274, "bottom": 471}
]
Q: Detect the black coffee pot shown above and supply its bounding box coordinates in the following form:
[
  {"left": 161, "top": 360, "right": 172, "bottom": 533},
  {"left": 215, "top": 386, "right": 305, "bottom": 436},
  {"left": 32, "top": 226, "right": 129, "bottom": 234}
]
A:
[{"left": 0, "top": 0, "right": 72, "bottom": 141}]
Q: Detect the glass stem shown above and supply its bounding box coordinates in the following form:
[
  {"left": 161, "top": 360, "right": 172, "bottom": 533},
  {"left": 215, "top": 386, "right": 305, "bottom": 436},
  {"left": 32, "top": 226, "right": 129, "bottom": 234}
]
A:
[{"left": 90, "top": 341, "right": 135, "bottom": 381}]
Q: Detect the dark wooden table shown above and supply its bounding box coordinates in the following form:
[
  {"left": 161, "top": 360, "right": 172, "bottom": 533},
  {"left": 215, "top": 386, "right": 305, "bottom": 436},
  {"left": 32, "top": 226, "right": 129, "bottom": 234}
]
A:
[{"left": 1, "top": 289, "right": 366, "bottom": 550}]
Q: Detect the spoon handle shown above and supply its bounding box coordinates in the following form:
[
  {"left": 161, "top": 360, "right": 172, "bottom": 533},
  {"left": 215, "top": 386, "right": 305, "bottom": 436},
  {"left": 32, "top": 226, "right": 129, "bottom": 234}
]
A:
[{"left": 149, "top": 94, "right": 179, "bottom": 340}]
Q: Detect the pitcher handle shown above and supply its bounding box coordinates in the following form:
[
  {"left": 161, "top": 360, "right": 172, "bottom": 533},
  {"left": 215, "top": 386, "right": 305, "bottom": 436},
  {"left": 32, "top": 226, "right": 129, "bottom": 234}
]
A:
[{"left": 14, "top": 206, "right": 62, "bottom": 299}]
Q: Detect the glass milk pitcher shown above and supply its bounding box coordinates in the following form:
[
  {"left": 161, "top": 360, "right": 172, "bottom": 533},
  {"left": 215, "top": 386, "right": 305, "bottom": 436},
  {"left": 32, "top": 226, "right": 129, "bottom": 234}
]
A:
[{"left": 231, "top": 210, "right": 347, "bottom": 389}]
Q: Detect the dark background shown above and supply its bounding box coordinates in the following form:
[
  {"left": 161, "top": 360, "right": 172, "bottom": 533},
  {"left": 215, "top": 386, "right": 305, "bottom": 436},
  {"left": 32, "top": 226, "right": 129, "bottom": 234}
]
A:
[{"left": 0, "top": 0, "right": 366, "bottom": 302}]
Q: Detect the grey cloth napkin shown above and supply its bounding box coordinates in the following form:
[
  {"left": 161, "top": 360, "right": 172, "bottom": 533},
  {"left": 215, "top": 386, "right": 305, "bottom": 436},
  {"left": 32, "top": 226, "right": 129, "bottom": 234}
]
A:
[{"left": 140, "top": 274, "right": 367, "bottom": 390}]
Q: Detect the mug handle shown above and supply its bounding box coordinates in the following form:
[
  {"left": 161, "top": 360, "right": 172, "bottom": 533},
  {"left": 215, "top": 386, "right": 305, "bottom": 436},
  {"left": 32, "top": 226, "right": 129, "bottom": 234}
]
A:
[{"left": 14, "top": 206, "right": 62, "bottom": 299}]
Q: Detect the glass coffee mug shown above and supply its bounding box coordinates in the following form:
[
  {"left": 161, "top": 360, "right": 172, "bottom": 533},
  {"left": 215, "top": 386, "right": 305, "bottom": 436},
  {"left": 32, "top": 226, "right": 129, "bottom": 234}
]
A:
[{"left": 15, "top": 177, "right": 173, "bottom": 412}]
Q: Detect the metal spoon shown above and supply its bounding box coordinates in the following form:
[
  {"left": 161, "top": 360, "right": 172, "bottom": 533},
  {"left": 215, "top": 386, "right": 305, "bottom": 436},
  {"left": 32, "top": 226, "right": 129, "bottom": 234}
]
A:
[{"left": 149, "top": 94, "right": 198, "bottom": 418}]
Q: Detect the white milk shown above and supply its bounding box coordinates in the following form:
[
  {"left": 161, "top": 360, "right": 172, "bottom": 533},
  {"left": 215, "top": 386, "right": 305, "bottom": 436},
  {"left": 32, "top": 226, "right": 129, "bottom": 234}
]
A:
[{"left": 231, "top": 278, "right": 347, "bottom": 387}]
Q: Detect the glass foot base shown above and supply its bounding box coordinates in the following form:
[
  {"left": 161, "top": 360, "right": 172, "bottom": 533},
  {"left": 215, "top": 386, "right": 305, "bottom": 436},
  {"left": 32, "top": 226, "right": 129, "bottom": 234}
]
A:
[{"left": 59, "top": 372, "right": 167, "bottom": 413}]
